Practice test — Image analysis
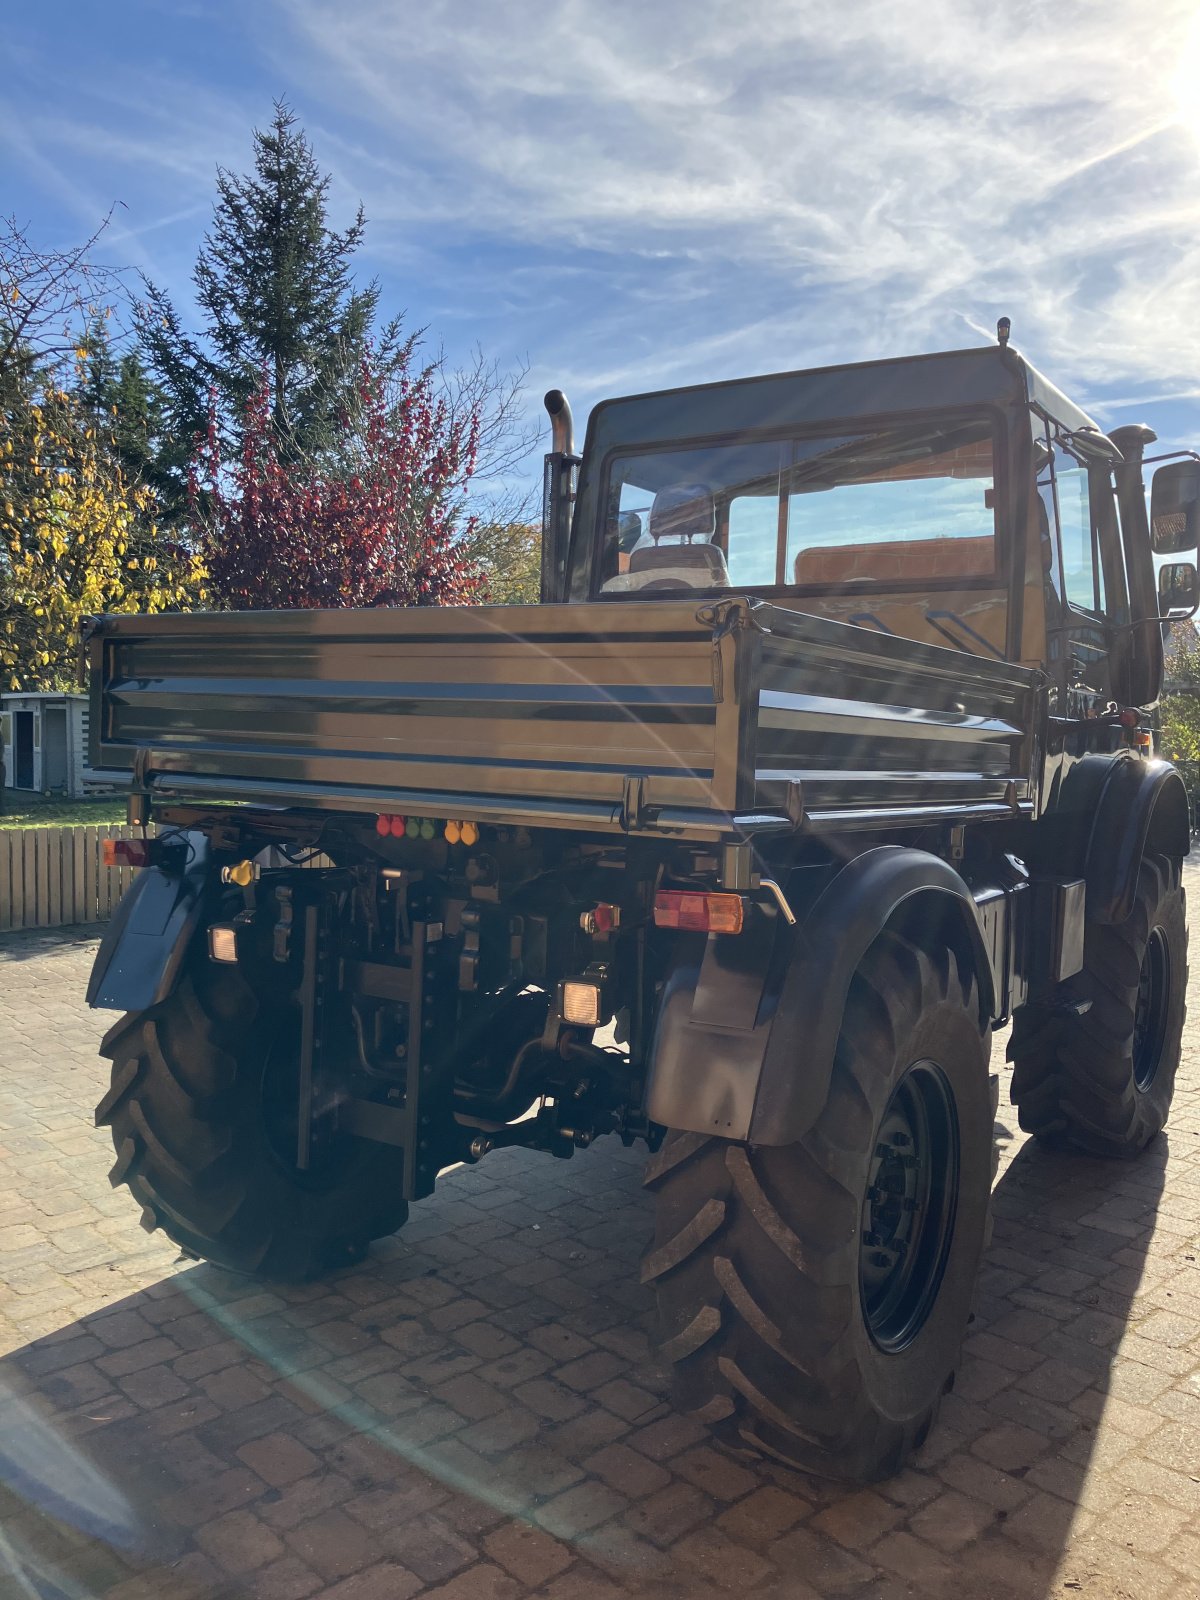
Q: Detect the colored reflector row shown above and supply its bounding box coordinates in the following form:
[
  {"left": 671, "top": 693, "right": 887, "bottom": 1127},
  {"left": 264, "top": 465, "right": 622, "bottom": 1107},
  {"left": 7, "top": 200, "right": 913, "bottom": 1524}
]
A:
[
  {"left": 376, "top": 814, "right": 479, "bottom": 845},
  {"left": 652, "top": 890, "right": 745, "bottom": 935}
]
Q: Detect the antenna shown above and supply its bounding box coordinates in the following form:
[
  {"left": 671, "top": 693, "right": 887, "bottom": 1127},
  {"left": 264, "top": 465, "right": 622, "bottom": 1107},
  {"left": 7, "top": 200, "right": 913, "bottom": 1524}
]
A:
[{"left": 997, "top": 317, "right": 1011, "bottom": 348}]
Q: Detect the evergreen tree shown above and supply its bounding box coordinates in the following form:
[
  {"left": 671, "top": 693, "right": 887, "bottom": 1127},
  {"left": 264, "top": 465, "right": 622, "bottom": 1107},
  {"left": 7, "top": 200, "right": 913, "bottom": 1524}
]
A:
[
  {"left": 137, "top": 101, "right": 402, "bottom": 481},
  {"left": 77, "top": 316, "right": 166, "bottom": 492}
]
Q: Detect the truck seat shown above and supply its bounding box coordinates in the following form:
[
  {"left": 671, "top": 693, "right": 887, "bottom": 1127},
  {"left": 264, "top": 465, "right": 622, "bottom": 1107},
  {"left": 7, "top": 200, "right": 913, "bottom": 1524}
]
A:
[{"left": 623, "top": 484, "right": 730, "bottom": 590}]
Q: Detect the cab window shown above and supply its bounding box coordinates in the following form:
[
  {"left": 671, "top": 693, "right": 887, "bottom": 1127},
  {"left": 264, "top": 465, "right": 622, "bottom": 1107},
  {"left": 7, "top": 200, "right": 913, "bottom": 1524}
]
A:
[
  {"left": 1040, "top": 433, "right": 1105, "bottom": 615},
  {"left": 596, "top": 418, "right": 999, "bottom": 596}
]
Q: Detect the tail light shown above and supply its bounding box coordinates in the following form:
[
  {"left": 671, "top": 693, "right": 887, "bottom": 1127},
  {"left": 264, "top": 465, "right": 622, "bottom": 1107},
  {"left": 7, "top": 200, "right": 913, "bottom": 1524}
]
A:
[
  {"left": 102, "top": 838, "right": 152, "bottom": 869},
  {"left": 653, "top": 890, "right": 745, "bottom": 935}
]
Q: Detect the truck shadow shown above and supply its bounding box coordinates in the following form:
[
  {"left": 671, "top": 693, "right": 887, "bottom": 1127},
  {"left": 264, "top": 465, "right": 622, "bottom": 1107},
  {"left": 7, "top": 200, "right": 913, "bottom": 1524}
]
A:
[{"left": 0, "top": 1113, "right": 1173, "bottom": 1600}]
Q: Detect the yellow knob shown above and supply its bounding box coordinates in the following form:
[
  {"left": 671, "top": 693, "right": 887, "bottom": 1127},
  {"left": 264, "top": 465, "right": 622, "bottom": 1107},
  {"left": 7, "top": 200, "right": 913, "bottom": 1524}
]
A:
[
  {"left": 461, "top": 822, "right": 479, "bottom": 847},
  {"left": 229, "top": 859, "right": 254, "bottom": 887},
  {"left": 444, "top": 820, "right": 461, "bottom": 844}
]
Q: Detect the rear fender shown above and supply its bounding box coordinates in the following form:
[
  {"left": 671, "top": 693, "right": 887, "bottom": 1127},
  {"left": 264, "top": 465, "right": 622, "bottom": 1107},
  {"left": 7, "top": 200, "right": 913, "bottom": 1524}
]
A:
[
  {"left": 1086, "top": 758, "right": 1190, "bottom": 924},
  {"left": 86, "top": 831, "right": 210, "bottom": 1013},
  {"left": 644, "top": 847, "right": 997, "bottom": 1147}
]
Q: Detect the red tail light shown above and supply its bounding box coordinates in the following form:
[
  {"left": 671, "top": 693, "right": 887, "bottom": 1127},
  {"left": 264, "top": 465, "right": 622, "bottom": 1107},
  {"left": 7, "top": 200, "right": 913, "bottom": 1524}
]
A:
[
  {"left": 102, "top": 838, "right": 152, "bottom": 869},
  {"left": 653, "top": 890, "right": 745, "bottom": 935}
]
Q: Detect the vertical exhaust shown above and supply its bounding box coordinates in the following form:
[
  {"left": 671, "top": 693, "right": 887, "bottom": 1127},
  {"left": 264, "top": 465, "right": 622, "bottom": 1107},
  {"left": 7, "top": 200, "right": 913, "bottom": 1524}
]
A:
[
  {"left": 541, "top": 390, "right": 579, "bottom": 605},
  {"left": 544, "top": 389, "right": 575, "bottom": 457}
]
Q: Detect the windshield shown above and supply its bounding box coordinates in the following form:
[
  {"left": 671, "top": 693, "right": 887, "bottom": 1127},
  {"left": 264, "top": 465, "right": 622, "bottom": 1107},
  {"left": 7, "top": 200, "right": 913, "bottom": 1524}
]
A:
[{"left": 596, "top": 417, "right": 998, "bottom": 597}]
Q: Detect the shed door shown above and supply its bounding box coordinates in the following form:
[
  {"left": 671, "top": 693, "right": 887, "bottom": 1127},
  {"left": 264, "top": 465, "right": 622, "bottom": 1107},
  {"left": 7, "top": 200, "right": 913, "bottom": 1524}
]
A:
[
  {"left": 13, "top": 712, "right": 34, "bottom": 789},
  {"left": 43, "top": 707, "right": 68, "bottom": 792}
]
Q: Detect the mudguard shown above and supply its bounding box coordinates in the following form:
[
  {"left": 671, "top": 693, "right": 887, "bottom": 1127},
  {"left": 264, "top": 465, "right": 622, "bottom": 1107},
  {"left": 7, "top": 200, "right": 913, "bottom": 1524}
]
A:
[
  {"left": 86, "top": 831, "right": 210, "bottom": 1013},
  {"left": 644, "top": 847, "right": 997, "bottom": 1147},
  {"left": 1085, "top": 758, "right": 1190, "bottom": 924}
]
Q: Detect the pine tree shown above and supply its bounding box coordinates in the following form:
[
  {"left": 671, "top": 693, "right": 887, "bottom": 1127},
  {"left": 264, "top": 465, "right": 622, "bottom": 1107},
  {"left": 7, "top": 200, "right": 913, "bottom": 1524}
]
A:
[
  {"left": 137, "top": 102, "right": 402, "bottom": 480},
  {"left": 77, "top": 316, "right": 166, "bottom": 492}
]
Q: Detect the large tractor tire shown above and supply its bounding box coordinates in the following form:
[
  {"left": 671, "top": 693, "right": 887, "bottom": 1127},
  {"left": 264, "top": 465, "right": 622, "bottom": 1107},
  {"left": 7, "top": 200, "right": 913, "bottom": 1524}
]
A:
[
  {"left": 643, "top": 931, "right": 994, "bottom": 1483},
  {"left": 95, "top": 949, "right": 409, "bottom": 1280},
  {"left": 1010, "top": 853, "right": 1187, "bottom": 1158}
]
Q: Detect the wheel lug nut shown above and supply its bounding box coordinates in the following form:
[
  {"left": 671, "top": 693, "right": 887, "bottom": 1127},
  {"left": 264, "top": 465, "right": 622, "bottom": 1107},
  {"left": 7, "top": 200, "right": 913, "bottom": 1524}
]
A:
[
  {"left": 871, "top": 1250, "right": 891, "bottom": 1268},
  {"left": 891, "top": 1131, "right": 911, "bottom": 1147}
]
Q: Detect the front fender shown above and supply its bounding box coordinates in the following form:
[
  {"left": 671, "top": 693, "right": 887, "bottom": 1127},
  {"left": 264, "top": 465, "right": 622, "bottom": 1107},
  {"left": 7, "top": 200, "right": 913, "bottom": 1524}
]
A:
[
  {"left": 86, "top": 832, "right": 210, "bottom": 1012},
  {"left": 644, "top": 847, "right": 996, "bottom": 1147}
]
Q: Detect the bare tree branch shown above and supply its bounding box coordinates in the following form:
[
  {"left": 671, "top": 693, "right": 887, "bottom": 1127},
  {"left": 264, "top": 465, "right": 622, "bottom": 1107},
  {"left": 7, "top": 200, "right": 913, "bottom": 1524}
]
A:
[{"left": 0, "top": 211, "right": 125, "bottom": 387}]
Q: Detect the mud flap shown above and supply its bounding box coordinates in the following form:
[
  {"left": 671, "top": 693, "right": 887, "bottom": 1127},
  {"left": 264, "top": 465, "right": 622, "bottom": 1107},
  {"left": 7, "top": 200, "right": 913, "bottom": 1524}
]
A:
[{"left": 86, "top": 831, "right": 210, "bottom": 1012}]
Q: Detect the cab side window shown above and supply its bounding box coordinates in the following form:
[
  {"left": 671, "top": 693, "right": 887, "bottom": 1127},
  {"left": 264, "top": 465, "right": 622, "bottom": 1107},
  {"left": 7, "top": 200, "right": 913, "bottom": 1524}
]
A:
[{"left": 1042, "top": 434, "right": 1105, "bottom": 615}]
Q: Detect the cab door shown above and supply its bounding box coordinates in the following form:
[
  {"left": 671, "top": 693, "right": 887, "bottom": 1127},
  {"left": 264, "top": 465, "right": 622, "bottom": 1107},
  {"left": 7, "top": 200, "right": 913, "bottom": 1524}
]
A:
[{"left": 1035, "top": 420, "right": 1128, "bottom": 715}]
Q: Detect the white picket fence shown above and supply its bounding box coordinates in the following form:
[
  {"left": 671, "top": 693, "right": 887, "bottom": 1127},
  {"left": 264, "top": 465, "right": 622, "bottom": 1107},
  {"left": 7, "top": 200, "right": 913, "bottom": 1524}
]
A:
[{"left": 0, "top": 825, "right": 153, "bottom": 932}]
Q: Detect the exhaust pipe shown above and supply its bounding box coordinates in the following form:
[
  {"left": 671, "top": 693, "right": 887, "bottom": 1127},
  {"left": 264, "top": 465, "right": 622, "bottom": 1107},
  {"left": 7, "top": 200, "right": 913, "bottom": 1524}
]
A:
[{"left": 544, "top": 389, "right": 574, "bottom": 457}]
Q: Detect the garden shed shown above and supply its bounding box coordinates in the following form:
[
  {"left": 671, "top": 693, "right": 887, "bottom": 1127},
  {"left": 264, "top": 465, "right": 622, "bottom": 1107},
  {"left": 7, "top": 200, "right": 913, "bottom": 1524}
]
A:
[{"left": 0, "top": 692, "right": 93, "bottom": 798}]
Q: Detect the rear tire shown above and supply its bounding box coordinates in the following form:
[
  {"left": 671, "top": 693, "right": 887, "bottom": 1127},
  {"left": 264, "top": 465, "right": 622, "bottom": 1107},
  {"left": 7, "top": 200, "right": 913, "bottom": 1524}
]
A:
[
  {"left": 1009, "top": 854, "right": 1187, "bottom": 1158},
  {"left": 643, "top": 931, "right": 993, "bottom": 1483},
  {"left": 96, "top": 950, "right": 409, "bottom": 1280}
]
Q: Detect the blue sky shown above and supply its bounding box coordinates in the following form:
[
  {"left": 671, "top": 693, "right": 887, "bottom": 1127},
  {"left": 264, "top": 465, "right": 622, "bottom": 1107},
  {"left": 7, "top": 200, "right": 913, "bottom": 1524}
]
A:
[{"left": 6, "top": 0, "right": 1200, "bottom": 502}]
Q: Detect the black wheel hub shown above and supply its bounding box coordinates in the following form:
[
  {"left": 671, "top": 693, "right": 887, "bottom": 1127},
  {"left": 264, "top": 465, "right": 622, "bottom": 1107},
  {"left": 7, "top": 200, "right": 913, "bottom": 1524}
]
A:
[
  {"left": 1133, "top": 925, "right": 1171, "bottom": 1092},
  {"left": 860, "top": 1060, "right": 960, "bottom": 1352}
]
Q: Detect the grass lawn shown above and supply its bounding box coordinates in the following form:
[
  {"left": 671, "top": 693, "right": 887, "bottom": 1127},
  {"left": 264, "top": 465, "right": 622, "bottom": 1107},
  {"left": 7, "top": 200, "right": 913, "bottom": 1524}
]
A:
[{"left": 0, "top": 791, "right": 128, "bottom": 829}]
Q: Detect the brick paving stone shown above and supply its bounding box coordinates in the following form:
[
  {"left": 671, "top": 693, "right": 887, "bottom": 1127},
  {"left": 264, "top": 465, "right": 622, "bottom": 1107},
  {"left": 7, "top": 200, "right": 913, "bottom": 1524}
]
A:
[
  {"left": 236, "top": 1431, "right": 321, "bottom": 1487},
  {"left": 283, "top": 1507, "right": 378, "bottom": 1581},
  {"left": 382, "top": 1511, "right": 475, "bottom": 1583},
  {"left": 251, "top": 1555, "right": 325, "bottom": 1599},
  {"left": 193, "top": 1508, "right": 286, "bottom": 1574},
  {"left": 673, "top": 1524, "right": 774, "bottom": 1590},
  {"left": 5, "top": 890, "right": 1200, "bottom": 1600},
  {"left": 422, "top": 1563, "right": 521, "bottom": 1600},
  {"left": 767, "top": 1524, "right": 876, "bottom": 1591},
  {"left": 672, "top": 1444, "right": 759, "bottom": 1502},
  {"left": 535, "top": 1480, "right": 628, "bottom": 1538},
  {"left": 484, "top": 1521, "right": 575, "bottom": 1585},
  {"left": 908, "top": 1487, "right": 1001, "bottom": 1552},
  {"left": 716, "top": 1484, "right": 811, "bottom": 1544},
  {"left": 810, "top": 1487, "right": 904, "bottom": 1548},
  {"left": 321, "top": 1562, "right": 424, "bottom": 1600},
  {"left": 623, "top": 1480, "right": 715, "bottom": 1546}
]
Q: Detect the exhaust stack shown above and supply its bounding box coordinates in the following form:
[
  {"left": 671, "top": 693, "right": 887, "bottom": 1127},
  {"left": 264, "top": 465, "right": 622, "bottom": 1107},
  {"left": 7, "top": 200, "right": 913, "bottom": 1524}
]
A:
[
  {"left": 541, "top": 390, "right": 578, "bottom": 605},
  {"left": 544, "top": 389, "right": 575, "bottom": 457}
]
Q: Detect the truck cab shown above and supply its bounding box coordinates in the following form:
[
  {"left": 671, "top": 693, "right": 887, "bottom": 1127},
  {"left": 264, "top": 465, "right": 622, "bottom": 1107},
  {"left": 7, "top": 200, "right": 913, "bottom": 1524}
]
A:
[{"left": 548, "top": 341, "right": 1200, "bottom": 703}]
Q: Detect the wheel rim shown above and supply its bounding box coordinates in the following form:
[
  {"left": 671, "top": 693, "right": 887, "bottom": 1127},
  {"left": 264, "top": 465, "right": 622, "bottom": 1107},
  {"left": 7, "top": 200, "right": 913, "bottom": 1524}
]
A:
[
  {"left": 1133, "top": 926, "right": 1171, "bottom": 1092},
  {"left": 860, "top": 1060, "right": 960, "bottom": 1353}
]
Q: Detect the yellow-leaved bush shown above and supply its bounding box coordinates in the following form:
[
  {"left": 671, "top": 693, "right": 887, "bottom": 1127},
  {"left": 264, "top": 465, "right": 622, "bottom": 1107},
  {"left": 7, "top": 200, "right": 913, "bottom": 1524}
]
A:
[{"left": 1, "top": 390, "right": 205, "bottom": 691}]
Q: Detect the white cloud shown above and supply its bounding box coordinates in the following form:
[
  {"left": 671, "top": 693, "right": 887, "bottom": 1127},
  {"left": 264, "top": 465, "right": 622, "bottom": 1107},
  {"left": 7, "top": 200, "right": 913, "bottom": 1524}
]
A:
[
  {"left": 266, "top": 0, "right": 1200, "bottom": 421},
  {"left": 7, "top": 0, "right": 1199, "bottom": 461}
]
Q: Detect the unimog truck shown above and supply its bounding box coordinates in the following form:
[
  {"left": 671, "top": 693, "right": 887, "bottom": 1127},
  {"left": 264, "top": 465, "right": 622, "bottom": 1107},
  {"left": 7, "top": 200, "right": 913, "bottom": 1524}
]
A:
[{"left": 83, "top": 330, "right": 1199, "bottom": 1482}]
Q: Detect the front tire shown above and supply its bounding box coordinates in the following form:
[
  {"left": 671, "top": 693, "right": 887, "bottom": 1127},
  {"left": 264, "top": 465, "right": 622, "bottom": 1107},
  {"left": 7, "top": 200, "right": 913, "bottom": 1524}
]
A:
[
  {"left": 1010, "top": 853, "right": 1187, "bottom": 1157},
  {"left": 96, "top": 950, "right": 409, "bottom": 1280},
  {"left": 643, "top": 932, "right": 993, "bottom": 1483}
]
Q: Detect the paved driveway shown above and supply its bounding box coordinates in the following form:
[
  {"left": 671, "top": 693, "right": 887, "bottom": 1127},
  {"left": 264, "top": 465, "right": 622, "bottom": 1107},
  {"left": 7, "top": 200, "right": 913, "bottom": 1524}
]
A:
[{"left": 2, "top": 869, "right": 1199, "bottom": 1600}]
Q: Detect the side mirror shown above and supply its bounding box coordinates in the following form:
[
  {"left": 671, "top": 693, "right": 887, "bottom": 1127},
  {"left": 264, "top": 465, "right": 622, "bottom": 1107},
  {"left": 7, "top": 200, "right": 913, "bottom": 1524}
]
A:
[
  {"left": 1158, "top": 560, "right": 1199, "bottom": 619},
  {"left": 1150, "top": 460, "right": 1200, "bottom": 553}
]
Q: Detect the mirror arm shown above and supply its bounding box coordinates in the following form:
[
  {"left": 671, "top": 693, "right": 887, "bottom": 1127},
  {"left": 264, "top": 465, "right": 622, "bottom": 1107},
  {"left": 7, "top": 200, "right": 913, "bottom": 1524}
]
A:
[{"left": 1143, "top": 450, "right": 1200, "bottom": 466}]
